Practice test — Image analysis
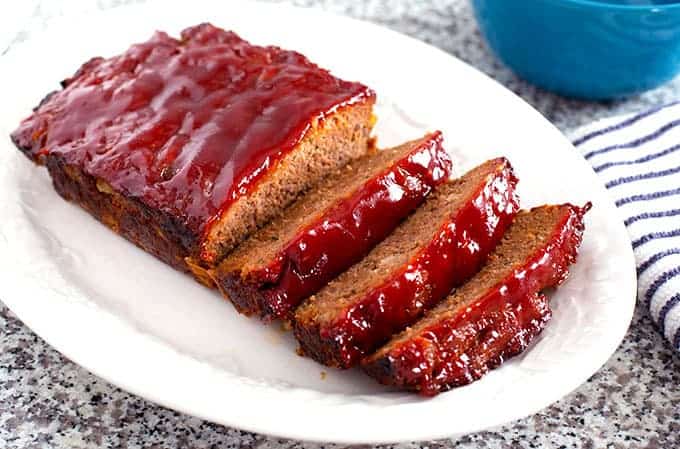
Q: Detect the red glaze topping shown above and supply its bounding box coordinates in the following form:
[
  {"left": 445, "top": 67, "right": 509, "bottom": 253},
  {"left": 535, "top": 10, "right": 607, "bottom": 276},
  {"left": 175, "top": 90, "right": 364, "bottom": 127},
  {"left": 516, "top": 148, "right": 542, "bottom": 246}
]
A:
[
  {"left": 436, "top": 291, "right": 552, "bottom": 390},
  {"left": 11, "top": 23, "right": 374, "bottom": 237},
  {"left": 296, "top": 158, "right": 520, "bottom": 368},
  {"left": 221, "top": 132, "right": 452, "bottom": 320},
  {"left": 362, "top": 203, "right": 590, "bottom": 396}
]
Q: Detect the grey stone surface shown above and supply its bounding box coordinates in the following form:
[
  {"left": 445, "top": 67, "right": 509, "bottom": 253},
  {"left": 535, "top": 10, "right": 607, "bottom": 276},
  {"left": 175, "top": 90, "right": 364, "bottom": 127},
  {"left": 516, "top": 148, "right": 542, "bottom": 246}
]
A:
[{"left": 1, "top": 1, "right": 679, "bottom": 448}]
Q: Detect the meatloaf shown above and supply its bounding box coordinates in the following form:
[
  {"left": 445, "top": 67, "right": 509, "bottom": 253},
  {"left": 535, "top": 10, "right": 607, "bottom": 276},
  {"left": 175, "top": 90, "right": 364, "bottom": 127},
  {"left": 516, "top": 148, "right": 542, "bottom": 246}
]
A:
[
  {"left": 294, "top": 158, "right": 520, "bottom": 368},
  {"left": 10, "top": 23, "right": 375, "bottom": 279},
  {"left": 211, "top": 132, "right": 452, "bottom": 320},
  {"left": 362, "top": 203, "right": 591, "bottom": 396}
]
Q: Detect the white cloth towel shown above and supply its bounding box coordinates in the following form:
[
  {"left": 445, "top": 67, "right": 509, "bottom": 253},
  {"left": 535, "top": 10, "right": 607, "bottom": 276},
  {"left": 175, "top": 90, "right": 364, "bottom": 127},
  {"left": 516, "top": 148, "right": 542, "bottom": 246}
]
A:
[{"left": 571, "top": 102, "right": 680, "bottom": 352}]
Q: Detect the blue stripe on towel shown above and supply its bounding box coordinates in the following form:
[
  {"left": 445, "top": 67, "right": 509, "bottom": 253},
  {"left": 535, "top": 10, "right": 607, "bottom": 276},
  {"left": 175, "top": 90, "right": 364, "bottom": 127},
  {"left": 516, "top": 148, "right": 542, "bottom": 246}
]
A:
[
  {"left": 605, "top": 165, "right": 680, "bottom": 189},
  {"left": 615, "top": 187, "right": 680, "bottom": 207},
  {"left": 637, "top": 248, "right": 680, "bottom": 276},
  {"left": 625, "top": 209, "right": 680, "bottom": 227},
  {"left": 574, "top": 101, "right": 679, "bottom": 147},
  {"left": 643, "top": 267, "right": 680, "bottom": 306},
  {"left": 573, "top": 102, "right": 680, "bottom": 352},
  {"left": 632, "top": 229, "right": 680, "bottom": 249},
  {"left": 659, "top": 294, "right": 680, "bottom": 333},
  {"left": 584, "top": 119, "right": 680, "bottom": 160},
  {"left": 594, "top": 143, "right": 680, "bottom": 173}
]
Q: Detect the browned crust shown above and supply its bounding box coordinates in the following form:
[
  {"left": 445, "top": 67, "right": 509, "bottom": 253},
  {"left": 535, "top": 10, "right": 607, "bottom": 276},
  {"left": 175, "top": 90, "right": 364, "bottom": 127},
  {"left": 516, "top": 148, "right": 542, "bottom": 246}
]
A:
[
  {"left": 45, "top": 154, "right": 202, "bottom": 279},
  {"left": 293, "top": 318, "right": 345, "bottom": 366},
  {"left": 215, "top": 270, "right": 276, "bottom": 316},
  {"left": 15, "top": 99, "right": 375, "bottom": 285},
  {"left": 13, "top": 91, "right": 204, "bottom": 279}
]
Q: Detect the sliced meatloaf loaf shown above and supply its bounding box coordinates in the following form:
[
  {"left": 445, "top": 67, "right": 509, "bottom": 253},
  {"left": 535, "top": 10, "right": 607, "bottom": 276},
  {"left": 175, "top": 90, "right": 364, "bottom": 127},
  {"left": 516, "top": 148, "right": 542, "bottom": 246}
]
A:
[
  {"left": 10, "top": 23, "right": 375, "bottom": 279},
  {"left": 294, "top": 158, "right": 520, "bottom": 368},
  {"left": 211, "top": 132, "right": 452, "bottom": 320},
  {"left": 362, "top": 203, "right": 590, "bottom": 396}
]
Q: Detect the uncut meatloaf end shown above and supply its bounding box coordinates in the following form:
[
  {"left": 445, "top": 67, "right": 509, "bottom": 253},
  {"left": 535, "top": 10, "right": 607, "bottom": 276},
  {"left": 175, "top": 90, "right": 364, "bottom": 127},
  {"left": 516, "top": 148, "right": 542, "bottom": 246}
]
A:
[
  {"left": 211, "top": 131, "right": 452, "bottom": 320},
  {"left": 361, "top": 203, "right": 590, "bottom": 396},
  {"left": 10, "top": 23, "right": 376, "bottom": 284},
  {"left": 32, "top": 102, "right": 374, "bottom": 282},
  {"left": 294, "top": 158, "right": 519, "bottom": 368}
]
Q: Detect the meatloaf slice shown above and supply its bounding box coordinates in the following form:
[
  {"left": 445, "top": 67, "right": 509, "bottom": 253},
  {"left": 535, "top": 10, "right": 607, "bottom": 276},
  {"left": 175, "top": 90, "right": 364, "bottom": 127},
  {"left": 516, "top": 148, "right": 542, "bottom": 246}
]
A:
[
  {"left": 11, "top": 23, "right": 375, "bottom": 279},
  {"left": 211, "top": 132, "right": 452, "bottom": 320},
  {"left": 293, "top": 158, "right": 519, "bottom": 368},
  {"left": 362, "top": 203, "right": 590, "bottom": 396}
]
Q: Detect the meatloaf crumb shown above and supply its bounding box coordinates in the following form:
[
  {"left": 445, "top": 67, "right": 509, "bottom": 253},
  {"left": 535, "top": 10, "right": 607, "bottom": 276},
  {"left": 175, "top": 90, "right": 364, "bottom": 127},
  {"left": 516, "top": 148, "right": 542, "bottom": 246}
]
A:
[
  {"left": 10, "top": 23, "right": 375, "bottom": 281},
  {"left": 212, "top": 131, "right": 452, "bottom": 319},
  {"left": 362, "top": 203, "right": 590, "bottom": 395},
  {"left": 294, "top": 158, "right": 519, "bottom": 368}
]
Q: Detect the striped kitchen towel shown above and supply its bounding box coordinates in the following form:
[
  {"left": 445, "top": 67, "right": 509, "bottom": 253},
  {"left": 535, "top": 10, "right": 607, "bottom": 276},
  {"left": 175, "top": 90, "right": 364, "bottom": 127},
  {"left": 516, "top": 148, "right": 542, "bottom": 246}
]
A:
[{"left": 571, "top": 102, "right": 680, "bottom": 352}]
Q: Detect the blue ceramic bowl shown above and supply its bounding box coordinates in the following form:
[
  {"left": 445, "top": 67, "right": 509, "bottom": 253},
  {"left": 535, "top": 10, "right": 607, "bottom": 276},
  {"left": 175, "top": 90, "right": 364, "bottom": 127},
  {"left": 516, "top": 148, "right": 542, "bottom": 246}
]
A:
[{"left": 470, "top": 0, "right": 680, "bottom": 100}]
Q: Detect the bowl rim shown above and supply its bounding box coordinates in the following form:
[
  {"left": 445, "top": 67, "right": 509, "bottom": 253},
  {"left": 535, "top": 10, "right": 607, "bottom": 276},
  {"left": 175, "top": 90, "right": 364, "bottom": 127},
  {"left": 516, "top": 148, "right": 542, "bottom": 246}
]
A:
[{"left": 548, "top": 0, "right": 680, "bottom": 11}]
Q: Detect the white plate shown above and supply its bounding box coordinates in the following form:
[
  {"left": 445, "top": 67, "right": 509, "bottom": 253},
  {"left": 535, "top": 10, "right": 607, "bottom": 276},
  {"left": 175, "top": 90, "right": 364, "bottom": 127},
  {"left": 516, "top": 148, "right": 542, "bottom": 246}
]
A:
[{"left": 0, "top": 0, "right": 636, "bottom": 444}]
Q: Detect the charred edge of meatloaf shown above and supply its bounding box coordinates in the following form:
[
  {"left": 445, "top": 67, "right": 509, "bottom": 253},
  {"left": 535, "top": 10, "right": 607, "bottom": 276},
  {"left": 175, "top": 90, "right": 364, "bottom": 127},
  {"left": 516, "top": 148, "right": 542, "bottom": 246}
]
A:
[{"left": 46, "top": 154, "right": 200, "bottom": 277}]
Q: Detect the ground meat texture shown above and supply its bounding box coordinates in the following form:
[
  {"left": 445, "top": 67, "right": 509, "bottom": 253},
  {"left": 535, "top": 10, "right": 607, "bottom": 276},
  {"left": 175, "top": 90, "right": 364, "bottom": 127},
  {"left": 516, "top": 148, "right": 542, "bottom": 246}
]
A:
[
  {"left": 11, "top": 23, "right": 375, "bottom": 280},
  {"left": 362, "top": 203, "right": 590, "bottom": 396},
  {"left": 212, "top": 132, "right": 452, "bottom": 320},
  {"left": 294, "top": 158, "right": 520, "bottom": 368}
]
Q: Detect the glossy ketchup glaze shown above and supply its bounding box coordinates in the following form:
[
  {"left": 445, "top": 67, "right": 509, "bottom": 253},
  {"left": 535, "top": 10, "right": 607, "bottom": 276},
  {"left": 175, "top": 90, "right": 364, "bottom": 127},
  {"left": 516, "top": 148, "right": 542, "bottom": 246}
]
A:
[
  {"left": 10, "top": 23, "right": 374, "bottom": 238},
  {"left": 441, "top": 291, "right": 552, "bottom": 389},
  {"left": 219, "top": 132, "right": 452, "bottom": 320},
  {"left": 295, "top": 158, "right": 520, "bottom": 368},
  {"left": 362, "top": 203, "right": 590, "bottom": 396}
]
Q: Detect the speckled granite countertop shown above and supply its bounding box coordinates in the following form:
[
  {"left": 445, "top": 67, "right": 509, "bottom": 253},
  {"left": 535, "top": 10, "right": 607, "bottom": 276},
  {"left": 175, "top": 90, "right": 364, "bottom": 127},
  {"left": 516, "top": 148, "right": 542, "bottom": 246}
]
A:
[{"left": 1, "top": 1, "right": 679, "bottom": 448}]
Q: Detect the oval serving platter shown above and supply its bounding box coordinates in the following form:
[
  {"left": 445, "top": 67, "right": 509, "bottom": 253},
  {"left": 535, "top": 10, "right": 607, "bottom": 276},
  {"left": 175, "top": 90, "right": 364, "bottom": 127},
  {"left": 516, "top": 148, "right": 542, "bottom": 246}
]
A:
[{"left": 0, "top": 0, "right": 636, "bottom": 443}]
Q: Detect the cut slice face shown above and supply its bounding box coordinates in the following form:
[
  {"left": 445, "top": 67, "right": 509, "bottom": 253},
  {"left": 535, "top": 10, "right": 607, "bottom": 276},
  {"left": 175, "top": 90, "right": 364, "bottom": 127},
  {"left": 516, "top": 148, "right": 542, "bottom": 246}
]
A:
[
  {"left": 212, "top": 132, "right": 452, "bottom": 319},
  {"left": 294, "top": 158, "right": 520, "bottom": 368},
  {"left": 362, "top": 203, "right": 590, "bottom": 396}
]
